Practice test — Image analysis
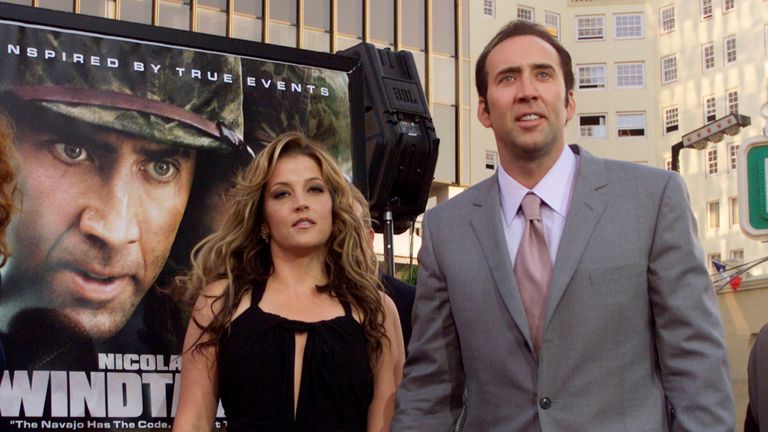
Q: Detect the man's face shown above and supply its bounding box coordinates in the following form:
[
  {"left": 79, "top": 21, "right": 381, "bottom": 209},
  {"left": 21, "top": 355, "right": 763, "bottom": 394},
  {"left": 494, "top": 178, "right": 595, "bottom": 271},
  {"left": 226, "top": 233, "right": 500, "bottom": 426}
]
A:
[
  {"left": 1, "top": 115, "right": 196, "bottom": 340},
  {"left": 477, "top": 35, "right": 575, "bottom": 165}
]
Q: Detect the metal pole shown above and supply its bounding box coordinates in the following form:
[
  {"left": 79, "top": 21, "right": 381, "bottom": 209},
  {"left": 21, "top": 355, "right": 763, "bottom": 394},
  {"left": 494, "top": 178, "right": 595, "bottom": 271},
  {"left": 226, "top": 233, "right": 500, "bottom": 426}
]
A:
[
  {"left": 670, "top": 141, "right": 683, "bottom": 172},
  {"left": 383, "top": 210, "right": 395, "bottom": 277}
]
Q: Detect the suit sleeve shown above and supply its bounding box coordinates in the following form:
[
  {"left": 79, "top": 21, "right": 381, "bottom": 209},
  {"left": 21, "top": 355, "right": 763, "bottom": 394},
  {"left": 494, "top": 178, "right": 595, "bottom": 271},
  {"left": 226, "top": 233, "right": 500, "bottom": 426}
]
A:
[
  {"left": 648, "top": 172, "right": 734, "bottom": 431},
  {"left": 391, "top": 213, "right": 465, "bottom": 431},
  {"left": 748, "top": 324, "right": 768, "bottom": 430}
]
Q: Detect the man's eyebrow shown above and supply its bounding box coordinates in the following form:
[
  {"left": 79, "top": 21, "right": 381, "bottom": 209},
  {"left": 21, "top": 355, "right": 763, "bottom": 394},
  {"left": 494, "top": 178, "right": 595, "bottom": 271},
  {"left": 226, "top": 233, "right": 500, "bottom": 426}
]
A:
[
  {"left": 495, "top": 66, "right": 522, "bottom": 77},
  {"left": 48, "top": 125, "right": 119, "bottom": 155},
  {"left": 138, "top": 146, "right": 194, "bottom": 160},
  {"left": 531, "top": 63, "right": 557, "bottom": 72},
  {"left": 495, "top": 63, "right": 556, "bottom": 78}
]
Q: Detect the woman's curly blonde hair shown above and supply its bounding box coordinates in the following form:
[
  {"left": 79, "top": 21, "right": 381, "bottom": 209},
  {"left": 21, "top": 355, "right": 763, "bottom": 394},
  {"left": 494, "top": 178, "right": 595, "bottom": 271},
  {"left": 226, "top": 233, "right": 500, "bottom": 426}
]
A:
[
  {"left": 0, "top": 114, "right": 17, "bottom": 266},
  {"left": 176, "top": 132, "right": 386, "bottom": 362}
]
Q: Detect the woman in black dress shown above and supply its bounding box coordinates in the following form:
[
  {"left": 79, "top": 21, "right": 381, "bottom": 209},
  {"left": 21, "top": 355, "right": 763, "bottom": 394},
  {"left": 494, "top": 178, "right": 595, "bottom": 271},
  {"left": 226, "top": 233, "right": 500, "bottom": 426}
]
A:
[{"left": 173, "top": 132, "right": 404, "bottom": 431}]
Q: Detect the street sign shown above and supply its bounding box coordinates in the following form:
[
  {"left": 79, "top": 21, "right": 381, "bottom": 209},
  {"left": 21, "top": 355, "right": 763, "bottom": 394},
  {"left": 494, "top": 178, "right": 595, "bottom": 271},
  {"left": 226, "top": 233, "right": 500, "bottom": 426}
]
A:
[{"left": 738, "top": 135, "right": 768, "bottom": 239}]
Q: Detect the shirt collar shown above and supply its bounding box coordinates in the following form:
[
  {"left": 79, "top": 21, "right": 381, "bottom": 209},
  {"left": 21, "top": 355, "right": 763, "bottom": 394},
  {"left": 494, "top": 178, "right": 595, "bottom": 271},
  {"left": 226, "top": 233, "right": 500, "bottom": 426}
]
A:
[{"left": 498, "top": 145, "right": 578, "bottom": 226}]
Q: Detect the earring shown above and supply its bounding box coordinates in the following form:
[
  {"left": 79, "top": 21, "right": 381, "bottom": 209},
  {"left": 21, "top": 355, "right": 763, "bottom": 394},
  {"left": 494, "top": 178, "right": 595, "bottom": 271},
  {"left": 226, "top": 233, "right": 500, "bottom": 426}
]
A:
[{"left": 260, "top": 226, "right": 270, "bottom": 243}]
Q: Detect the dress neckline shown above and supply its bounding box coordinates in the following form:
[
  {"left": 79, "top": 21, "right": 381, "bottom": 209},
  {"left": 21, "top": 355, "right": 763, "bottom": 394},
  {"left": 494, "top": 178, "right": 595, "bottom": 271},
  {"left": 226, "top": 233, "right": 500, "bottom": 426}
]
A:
[{"left": 250, "top": 278, "right": 352, "bottom": 327}]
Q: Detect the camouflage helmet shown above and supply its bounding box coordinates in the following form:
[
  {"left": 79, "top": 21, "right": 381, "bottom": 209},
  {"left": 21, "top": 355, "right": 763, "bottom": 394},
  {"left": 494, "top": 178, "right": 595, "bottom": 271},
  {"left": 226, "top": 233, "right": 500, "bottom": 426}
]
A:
[
  {"left": 0, "top": 22, "right": 248, "bottom": 155},
  {"left": 242, "top": 59, "right": 352, "bottom": 173}
]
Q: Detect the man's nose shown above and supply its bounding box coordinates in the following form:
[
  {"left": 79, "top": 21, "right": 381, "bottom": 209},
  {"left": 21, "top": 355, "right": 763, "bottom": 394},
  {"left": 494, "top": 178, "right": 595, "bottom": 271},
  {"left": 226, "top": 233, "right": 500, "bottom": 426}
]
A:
[
  {"left": 516, "top": 75, "right": 539, "bottom": 102},
  {"left": 79, "top": 172, "right": 140, "bottom": 247}
]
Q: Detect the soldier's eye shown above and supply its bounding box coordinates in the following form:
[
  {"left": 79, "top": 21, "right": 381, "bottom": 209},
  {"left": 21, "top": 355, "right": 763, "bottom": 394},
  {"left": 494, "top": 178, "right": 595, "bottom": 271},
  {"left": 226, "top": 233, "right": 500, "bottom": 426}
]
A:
[
  {"left": 51, "top": 142, "right": 91, "bottom": 164},
  {"left": 143, "top": 159, "right": 179, "bottom": 183}
]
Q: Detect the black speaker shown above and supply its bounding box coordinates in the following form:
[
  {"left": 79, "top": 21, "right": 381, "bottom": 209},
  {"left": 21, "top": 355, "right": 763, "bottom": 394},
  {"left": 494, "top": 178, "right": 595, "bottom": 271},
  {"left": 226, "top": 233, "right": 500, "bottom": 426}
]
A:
[{"left": 339, "top": 43, "right": 439, "bottom": 234}]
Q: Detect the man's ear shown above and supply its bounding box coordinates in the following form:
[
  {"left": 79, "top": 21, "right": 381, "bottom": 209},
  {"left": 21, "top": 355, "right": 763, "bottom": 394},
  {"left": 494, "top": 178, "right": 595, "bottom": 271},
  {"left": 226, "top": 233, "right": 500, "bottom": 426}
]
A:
[
  {"left": 565, "top": 89, "right": 576, "bottom": 124},
  {"left": 477, "top": 97, "right": 492, "bottom": 128}
]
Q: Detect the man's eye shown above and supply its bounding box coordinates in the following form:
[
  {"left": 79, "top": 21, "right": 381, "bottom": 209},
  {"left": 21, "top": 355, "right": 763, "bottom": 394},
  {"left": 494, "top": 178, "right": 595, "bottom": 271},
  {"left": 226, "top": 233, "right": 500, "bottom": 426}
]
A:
[
  {"left": 143, "top": 160, "right": 179, "bottom": 183},
  {"left": 51, "top": 143, "right": 90, "bottom": 164}
]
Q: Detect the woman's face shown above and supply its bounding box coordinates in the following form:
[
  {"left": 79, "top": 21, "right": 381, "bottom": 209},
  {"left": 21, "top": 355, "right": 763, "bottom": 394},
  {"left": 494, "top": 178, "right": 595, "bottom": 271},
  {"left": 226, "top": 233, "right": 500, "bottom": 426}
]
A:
[{"left": 262, "top": 154, "right": 333, "bottom": 258}]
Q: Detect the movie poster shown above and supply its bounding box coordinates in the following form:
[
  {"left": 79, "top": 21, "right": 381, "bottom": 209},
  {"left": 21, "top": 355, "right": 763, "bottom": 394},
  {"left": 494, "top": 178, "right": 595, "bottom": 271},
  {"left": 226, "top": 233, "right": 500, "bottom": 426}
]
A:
[{"left": 0, "top": 18, "right": 353, "bottom": 431}]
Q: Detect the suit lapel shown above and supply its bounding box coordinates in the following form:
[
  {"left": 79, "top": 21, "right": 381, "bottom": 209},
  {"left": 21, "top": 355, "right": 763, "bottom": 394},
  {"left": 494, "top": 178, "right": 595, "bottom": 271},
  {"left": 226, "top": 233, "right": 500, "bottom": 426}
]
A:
[
  {"left": 545, "top": 145, "right": 609, "bottom": 324},
  {"left": 469, "top": 176, "right": 534, "bottom": 349}
]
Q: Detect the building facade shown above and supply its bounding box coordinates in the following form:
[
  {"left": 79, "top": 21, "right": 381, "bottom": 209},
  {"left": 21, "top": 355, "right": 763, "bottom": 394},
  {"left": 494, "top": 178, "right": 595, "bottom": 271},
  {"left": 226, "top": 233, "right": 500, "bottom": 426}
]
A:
[{"left": 2, "top": 0, "right": 767, "bottom": 428}]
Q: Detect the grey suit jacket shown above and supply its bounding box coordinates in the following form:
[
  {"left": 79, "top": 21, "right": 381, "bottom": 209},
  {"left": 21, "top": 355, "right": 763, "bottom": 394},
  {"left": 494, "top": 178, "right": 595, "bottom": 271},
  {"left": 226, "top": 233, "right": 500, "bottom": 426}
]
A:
[
  {"left": 393, "top": 146, "right": 733, "bottom": 431},
  {"left": 748, "top": 323, "right": 768, "bottom": 430}
]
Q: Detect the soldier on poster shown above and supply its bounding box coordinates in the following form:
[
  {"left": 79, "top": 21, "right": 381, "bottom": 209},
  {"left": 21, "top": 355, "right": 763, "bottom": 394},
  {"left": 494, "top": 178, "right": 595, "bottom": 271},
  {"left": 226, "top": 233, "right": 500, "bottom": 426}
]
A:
[
  {"left": 0, "top": 23, "right": 249, "bottom": 425},
  {"left": 241, "top": 59, "right": 353, "bottom": 175},
  {"left": 0, "top": 14, "right": 354, "bottom": 428}
]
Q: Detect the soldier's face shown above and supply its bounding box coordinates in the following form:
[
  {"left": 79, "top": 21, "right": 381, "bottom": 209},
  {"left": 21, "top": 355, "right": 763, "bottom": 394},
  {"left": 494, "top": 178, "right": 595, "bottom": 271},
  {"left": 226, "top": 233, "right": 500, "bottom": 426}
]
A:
[{"left": 1, "top": 117, "right": 196, "bottom": 340}]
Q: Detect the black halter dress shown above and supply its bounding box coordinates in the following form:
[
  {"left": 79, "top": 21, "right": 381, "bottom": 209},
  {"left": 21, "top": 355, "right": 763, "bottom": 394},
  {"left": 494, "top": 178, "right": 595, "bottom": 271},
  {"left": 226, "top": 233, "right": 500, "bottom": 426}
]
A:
[{"left": 218, "top": 280, "right": 373, "bottom": 432}]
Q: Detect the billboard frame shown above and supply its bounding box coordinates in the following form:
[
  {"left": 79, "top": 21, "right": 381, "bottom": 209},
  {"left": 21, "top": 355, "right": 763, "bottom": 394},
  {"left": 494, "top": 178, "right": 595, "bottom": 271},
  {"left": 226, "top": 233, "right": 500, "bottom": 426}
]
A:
[{"left": 0, "top": 2, "right": 367, "bottom": 193}]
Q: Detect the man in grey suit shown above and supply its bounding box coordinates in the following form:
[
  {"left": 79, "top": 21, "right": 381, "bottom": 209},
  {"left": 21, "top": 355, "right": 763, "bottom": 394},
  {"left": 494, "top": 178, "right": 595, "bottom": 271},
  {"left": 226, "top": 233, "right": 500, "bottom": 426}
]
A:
[
  {"left": 392, "top": 20, "right": 734, "bottom": 431},
  {"left": 746, "top": 323, "right": 768, "bottom": 431}
]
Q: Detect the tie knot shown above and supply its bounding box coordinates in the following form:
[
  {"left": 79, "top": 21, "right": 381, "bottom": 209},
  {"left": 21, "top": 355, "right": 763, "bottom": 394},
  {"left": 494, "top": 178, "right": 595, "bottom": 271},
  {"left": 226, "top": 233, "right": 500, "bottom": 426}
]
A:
[{"left": 521, "top": 193, "right": 542, "bottom": 221}]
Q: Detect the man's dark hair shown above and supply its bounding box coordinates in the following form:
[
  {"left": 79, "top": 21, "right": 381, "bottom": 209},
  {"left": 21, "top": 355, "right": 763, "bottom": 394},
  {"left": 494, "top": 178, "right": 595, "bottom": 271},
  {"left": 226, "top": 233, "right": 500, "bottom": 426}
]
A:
[{"left": 475, "top": 20, "right": 574, "bottom": 108}]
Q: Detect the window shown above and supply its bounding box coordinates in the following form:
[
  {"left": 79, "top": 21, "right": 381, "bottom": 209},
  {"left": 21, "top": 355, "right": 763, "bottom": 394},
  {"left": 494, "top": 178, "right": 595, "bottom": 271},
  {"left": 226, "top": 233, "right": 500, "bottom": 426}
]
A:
[
  {"left": 728, "top": 143, "right": 739, "bottom": 171},
  {"left": 730, "top": 197, "right": 739, "bottom": 226},
  {"left": 661, "top": 55, "right": 677, "bottom": 84},
  {"left": 617, "top": 112, "right": 646, "bottom": 137},
  {"left": 577, "top": 64, "right": 606, "bottom": 89},
  {"left": 730, "top": 248, "right": 743, "bottom": 263},
  {"left": 615, "top": 13, "right": 643, "bottom": 39},
  {"left": 727, "top": 89, "right": 739, "bottom": 113},
  {"left": 707, "top": 148, "right": 719, "bottom": 176},
  {"left": 723, "top": 0, "right": 735, "bottom": 12},
  {"left": 708, "top": 252, "right": 722, "bottom": 271},
  {"left": 616, "top": 62, "right": 644, "bottom": 89},
  {"left": 483, "top": 0, "right": 494, "bottom": 17},
  {"left": 707, "top": 200, "right": 720, "bottom": 230},
  {"left": 579, "top": 114, "right": 608, "bottom": 138},
  {"left": 485, "top": 150, "right": 497, "bottom": 170},
  {"left": 724, "top": 36, "right": 737, "bottom": 64},
  {"left": 702, "top": 43, "right": 715, "bottom": 71},
  {"left": 704, "top": 96, "right": 717, "bottom": 123},
  {"left": 517, "top": 5, "right": 534, "bottom": 22},
  {"left": 663, "top": 106, "right": 679, "bottom": 134},
  {"left": 545, "top": 11, "right": 561, "bottom": 40},
  {"left": 577, "top": 15, "right": 605, "bottom": 41},
  {"left": 701, "top": 0, "right": 713, "bottom": 19},
  {"left": 660, "top": 5, "right": 675, "bottom": 33}
]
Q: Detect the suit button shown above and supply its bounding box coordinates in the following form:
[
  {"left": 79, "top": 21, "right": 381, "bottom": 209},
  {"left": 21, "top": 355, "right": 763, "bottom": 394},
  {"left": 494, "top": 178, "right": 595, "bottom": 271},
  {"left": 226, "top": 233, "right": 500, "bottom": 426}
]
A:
[{"left": 539, "top": 397, "right": 552, "bottom": 409}]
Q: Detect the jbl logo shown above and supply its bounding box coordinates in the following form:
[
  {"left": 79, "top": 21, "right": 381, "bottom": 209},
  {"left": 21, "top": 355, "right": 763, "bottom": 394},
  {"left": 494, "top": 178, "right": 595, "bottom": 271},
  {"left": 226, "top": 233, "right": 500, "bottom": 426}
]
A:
[{"left": 393, "top": 86, "right": 418, "bottom": 105}]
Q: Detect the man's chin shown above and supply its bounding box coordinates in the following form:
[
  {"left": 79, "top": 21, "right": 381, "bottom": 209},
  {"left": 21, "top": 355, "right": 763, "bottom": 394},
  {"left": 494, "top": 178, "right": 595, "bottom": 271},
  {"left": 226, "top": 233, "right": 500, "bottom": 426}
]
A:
[{"left": 62, "top": 308, "right": 130, "bottom": 341}]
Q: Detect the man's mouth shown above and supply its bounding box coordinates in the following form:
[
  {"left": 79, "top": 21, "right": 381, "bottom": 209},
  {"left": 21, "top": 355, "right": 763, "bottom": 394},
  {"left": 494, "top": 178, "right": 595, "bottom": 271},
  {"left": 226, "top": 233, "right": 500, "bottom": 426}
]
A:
[
  {"left": 518, "top": 113, "right": 542, "bottom": 121},
  {"left": 59, "top": 266, "right": 135, "bottom": 304},
  {"left": 80, "top": 270, "right": 120, "bottom": 282}
]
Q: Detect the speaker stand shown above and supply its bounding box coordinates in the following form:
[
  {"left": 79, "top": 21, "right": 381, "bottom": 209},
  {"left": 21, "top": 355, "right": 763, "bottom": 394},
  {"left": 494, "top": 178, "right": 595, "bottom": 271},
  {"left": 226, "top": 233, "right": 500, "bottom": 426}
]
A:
[{"left": 383, "top": 209, "right": 395, "bottom": 277}]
